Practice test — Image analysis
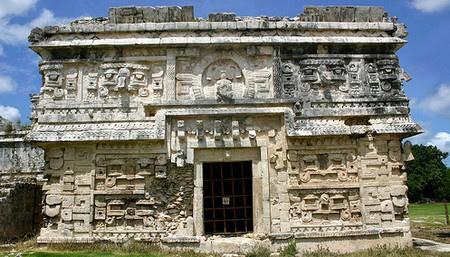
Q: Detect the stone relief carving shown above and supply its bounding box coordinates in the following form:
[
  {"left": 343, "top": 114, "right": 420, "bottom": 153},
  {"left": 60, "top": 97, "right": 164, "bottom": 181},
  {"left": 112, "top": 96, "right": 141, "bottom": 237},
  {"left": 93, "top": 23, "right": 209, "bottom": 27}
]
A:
[
  {"left": 40, "top": 146, "right": 93, "bottom": 238},
  {"left": 175, "top": 51, "right": 273, "bottom": 101},
  {"left": 65, "top": 70, "right": 78, "bottom": 99},
  {"left": 215, "top": 72, "right": 234, "bottom": 102},
  {"left": 287, "top": 151, "right": 359, "bottom": 188},
  {"left": 40, "top": 144, "right": 195, "bottom": 241},
  {"left": 99, "top": 63, "right": 149, "bottom": 99},
  {"left": 289, "top": 189, "right": 362, "bottom": 232},
  {"left": 169, "top": 116, "right": 281, "bottom": 167},
  {"left": 86, "top": 72, "right": 99, "bottom": 100},
  {"left": 38, "top": 62, "right": 166, "bottom": 102},
  {"left": 281, "top": 63, "right": 298, "bottom": 98},
  {"left": 280, "top": 57, "right": 407, "bottom": 100},
  {"left": 202, "top": 59, "right": 244, "bottom": 101},
  {"left": 94, "top": 154, "right": 168, "bottom": 192},
  {"left": 362, "top": 184, "right": 408, "bottom": 226},
  {"left": 93, "top": 161, "right": 194, "bottom": 240},
  {"left": 28, "top": 5, "right": 420, "bottom": 249},
  {"left": 40, "top": 64, "right": 64, "bottom": 100}
]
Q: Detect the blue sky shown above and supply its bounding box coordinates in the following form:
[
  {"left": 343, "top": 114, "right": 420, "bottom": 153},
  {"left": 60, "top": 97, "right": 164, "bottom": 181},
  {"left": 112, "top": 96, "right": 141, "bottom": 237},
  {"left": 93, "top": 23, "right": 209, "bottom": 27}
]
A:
[{"left": 0, "top": 0, "right": 449, "bottom": 165}]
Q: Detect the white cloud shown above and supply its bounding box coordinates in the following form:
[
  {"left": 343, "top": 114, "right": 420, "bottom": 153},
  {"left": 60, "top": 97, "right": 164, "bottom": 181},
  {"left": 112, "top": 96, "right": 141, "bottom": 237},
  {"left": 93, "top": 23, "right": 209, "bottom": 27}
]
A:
[
  {"left": 0, "top": 8, "right": 70, "bottom": 45},
  {"left": 427, "top": 132, "right": 450, "bottom": 153},
  {"left": 0, "top": 75, "right": 17, "bottom": 93},
  {"left": 412, "top": 0, "right": 450, "bottom": 13},
  {"left": 0, "top": 0, "right": 37, "bottom": 19},
  {"left": 0, "top": 105, "right": 21, "bottom": 121},
  {"left": 420, "top": 84, "right": 450, "bottom": 117},
  {"left": 0, "top": 45, "right": 3, "bottom": 56}
]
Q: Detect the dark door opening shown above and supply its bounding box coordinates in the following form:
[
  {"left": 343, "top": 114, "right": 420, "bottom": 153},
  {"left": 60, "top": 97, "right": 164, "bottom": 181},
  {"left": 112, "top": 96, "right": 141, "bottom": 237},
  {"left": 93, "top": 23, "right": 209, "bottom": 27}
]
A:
[{"left": 203, "top": 161, "right": 253, "bottom": 235}]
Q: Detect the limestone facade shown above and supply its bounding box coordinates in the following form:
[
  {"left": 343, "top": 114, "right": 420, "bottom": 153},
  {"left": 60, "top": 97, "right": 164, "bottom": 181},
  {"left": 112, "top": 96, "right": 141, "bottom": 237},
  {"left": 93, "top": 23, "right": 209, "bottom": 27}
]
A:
[{"left": 27, "top": 6, "right": 421, "bottom": 253}]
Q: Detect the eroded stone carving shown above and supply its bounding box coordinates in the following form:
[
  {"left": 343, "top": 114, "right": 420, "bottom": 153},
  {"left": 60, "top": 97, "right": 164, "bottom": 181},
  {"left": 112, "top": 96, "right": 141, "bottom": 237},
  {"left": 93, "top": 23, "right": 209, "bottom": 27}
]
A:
[
  {"left": 28, "top": 4, "right": 420, "bottom": 254},
  {"left": 289, "top": 189, "right": 362, "bottom": 231},
  {"left": 203, "top": 59, "right": 243, "bottom": 101}
]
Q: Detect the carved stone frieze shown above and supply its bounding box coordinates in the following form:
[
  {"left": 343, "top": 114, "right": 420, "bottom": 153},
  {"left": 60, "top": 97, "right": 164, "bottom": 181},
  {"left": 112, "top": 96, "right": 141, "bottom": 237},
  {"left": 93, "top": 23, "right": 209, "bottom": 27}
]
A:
[
  {"left": 175, "top": 50, "right": 272, "bottom": 101},
  {"left": 169, "top": 116, "right": 282, "bottom": 167},
  {"left": 287, "top": 151, "right": 359, "bottom": 189},
  {"left": 280, "top": 56, "right": 407, "bottom": 101},
  {"left": 289, "top": 189, "right": 362, "bottom": 229}
]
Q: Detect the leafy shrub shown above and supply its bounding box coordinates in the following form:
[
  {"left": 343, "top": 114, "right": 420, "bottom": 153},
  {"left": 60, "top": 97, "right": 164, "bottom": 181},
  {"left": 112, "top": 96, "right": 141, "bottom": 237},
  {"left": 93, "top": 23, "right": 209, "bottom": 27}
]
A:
[
  {"left": 279, "top": 239, "right": 296, "bottom": 257},
  {"left": 246, "top": 245, "right": 271, "bottom": 257}
]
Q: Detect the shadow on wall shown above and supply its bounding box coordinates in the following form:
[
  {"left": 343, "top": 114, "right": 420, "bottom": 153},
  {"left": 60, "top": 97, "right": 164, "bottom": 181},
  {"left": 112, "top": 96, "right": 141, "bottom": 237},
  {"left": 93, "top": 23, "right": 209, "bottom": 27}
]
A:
[{"left": 0, "top": 180, "right": 43, "bottom": 243}]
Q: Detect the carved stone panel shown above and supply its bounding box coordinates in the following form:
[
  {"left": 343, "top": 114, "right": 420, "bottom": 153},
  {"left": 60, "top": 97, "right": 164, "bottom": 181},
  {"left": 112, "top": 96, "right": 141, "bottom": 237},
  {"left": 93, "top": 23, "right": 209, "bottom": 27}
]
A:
[
  {"left": 287, "top": 151, "right": 359, "bottom": 189},
  {"left": 175, "top": 50, "right": 273, "bottom": 101},
  {"left": 280, "top": 56, "right": 406, "bottom": 101},
  {"left": 289, "top": 189, "right": 362, "bottom": 232}
]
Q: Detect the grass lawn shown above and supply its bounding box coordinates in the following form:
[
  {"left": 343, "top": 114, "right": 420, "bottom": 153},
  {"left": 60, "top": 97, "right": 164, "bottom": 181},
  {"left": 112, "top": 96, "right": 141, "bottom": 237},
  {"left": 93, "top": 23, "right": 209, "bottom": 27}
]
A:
[
  {"left": 409, "top": 203, "right": 450, "bottom": 225},
  {"left": 409, "top": 202, "right": 450, "bottom": 244}
]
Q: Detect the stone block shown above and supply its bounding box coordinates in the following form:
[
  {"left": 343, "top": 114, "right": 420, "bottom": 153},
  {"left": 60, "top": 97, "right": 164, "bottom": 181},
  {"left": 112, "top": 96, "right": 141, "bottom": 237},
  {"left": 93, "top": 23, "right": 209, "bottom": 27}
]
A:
[
  {"left": 340, "top": 7, "right": 355, "bottom": 22},
  {"left": 209, "top": 13, "right": 236, "bottom": 22},
  {"left": 109, "top": 6, "right": 194, "bottom": 23}
]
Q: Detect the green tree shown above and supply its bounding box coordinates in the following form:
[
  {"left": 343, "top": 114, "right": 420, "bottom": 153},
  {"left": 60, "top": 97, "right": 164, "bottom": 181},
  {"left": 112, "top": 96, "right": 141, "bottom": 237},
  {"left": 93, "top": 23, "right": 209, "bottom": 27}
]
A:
[{"left": 405, "top": 144, "right": 449, "bottom": 202}]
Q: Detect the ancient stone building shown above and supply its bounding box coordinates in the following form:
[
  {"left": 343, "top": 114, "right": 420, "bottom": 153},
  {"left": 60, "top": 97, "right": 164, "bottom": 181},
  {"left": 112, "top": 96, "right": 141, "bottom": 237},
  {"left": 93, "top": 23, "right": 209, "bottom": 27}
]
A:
[
  {"left": 0, "top": 117, "right": 44, "bottom": 242},
  {"left": 27, "top": 6, "right": 421, "bottom": 253}
]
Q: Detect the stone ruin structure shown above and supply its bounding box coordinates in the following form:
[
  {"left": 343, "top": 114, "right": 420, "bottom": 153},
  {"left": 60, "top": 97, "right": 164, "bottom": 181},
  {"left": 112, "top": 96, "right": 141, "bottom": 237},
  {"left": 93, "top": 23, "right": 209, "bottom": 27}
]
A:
[
  {"left": 25, "top": 5, "right": 422, "bottom": 254},
  {"left": 0, "top": 117, "right": 44, "bottom": 177},
  {"left": 0, "top": 117, "right": 44, "bottom": 242}
]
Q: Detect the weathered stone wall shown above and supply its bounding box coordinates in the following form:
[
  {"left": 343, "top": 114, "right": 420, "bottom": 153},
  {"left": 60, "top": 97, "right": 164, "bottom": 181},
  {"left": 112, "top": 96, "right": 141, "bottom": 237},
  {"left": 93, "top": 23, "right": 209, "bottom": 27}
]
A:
[
  {"left": 0, "top": 130, "right": 44, "bottom": 178},
  {"left": 38, "top": 142, "right": 194, "bottom": 243},
  {"left": 26, "top": 5, "right": 421, "bottom": 254},
  {"left": 0, "top": 127, "right": 45, "bottom": 242},
  {"left": 0, "top": 179, "right": 42, "bottom": 242}
]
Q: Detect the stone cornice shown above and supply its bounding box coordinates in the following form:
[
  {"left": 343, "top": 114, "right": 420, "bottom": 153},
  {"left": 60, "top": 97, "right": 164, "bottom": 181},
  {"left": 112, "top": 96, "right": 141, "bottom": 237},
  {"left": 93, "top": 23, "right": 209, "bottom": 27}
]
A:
[{"left": 31, "top": 35, "right": 405, "bottom": 49}]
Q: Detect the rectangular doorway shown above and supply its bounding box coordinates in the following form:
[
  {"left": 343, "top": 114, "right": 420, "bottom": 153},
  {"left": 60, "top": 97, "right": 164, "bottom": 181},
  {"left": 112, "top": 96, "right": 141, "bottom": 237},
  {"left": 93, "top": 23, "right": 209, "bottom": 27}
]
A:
[{"left": 203, "top": 161, "right": 253, "bottom": 235}]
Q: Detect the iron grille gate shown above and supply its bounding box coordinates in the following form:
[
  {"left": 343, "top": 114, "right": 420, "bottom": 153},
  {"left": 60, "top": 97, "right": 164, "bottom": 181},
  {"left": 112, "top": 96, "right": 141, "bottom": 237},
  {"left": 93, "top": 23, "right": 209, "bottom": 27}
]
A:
[{"left": 203, "top": 161, "right": 253, "bottom": 235}]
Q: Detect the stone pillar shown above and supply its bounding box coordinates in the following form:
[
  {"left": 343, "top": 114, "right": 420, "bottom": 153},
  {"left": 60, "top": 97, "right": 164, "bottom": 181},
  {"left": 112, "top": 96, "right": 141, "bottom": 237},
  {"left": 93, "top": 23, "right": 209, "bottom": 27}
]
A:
[{"left": 193, "top": 162, "right": 204, "bottom": 235}]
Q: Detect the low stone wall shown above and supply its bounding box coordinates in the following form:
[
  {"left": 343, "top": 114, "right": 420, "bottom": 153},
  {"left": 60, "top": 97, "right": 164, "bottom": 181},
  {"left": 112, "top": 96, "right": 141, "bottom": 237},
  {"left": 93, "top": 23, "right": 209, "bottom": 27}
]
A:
[{"left": 0, "top": 179, "right": 43, "bottom": 242}]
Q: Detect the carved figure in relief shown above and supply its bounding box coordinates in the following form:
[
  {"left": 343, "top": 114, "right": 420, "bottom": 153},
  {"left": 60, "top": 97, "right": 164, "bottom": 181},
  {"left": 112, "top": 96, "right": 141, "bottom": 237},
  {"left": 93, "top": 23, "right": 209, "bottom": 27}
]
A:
[
  {"left": 281, "top": 63, "right": 298, "bottom": 97},
  {"left": 116, "top": 68, "right": 130, "bottom": 90},
  {"left": 388, "top": 140, "right": 402, "bottom": 162},
  {"left": 40, "top": 65, "right": 65, "bottom": 100},
  {"left": 296, "top": 59, "right": 351, "bottom": 99},
  {"left": 151, "top": 66, "right": 164, "bottom": 93},
  {"left": 65, "top": 71, "right": 78, "bottom": 99},
  {"left": 203, "top": 59, "right": 244, "bottom": 100},
  {"left": 87, "top": 72, "right": 99, "bottom": 99},
  {"left": 129, "top": 70, "right": 147, "bottom": 89},
  {"left": 103, "top": 69, "right": 118, "bottom": 86},
  {"left": 216, "top": 71, "right": 233, "bottom": 102},
  {"left": 377, "top": 59, "right": 401, "bottom": 93},
  {"left": 45, "top": 71, "right": 62, "bottom": 88},
  {"left": 47, "top": 148, "right": 64, "bottom": 170},
  {"left": 98, "top": 64, "right": 153, "bottom": 99}
]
